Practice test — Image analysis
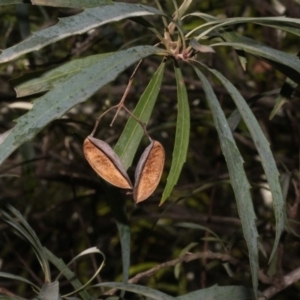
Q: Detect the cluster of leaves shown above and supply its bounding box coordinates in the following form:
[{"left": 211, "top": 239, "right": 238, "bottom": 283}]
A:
[{"left": 0, "top": 0, "right": 300, "bottom": 299}]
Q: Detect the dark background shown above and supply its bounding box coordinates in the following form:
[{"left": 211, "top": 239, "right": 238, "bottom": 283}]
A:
[{"left": 0, "top": 1, "right": 300, "bottom": 299}]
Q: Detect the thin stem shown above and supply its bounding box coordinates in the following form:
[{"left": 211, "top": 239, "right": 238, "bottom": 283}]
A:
[
  {"left": 171, "top": 0, "right": 179, "bottom": 17},
  {"left": 154, "top": 0, "right": 168, "bottom": 28},
  {"left": 262, "top": 266, "right": 300, "bottom": 299},
  {"left": 175, "top": 21, "right": 186, "bottom": 51},
  {"left": 168, "top": 0, "right": 179, "bottom": 35},
  {"left": 166, "top": 19, "right": 186, "bottom": 54},
  {"left": 122, "top": 105, "right": 150, "bottom": 141},
  {"left": 0, "top": 287, "right": 26, "bottom": 300},
  {"left": 90, "top": 60, "right": 149, "bottom": 138},
  {"left": 110, "top": 59, "right": 144, "bottom": 127},
  {"left": 150, "top": 29, "right": 165, "bottom": 45},
  {"left": 104, "top": 250, "right": 271, "bottom": 296},
  {"left": 90, "top": 105, "right": 118, "bottom": 137}
]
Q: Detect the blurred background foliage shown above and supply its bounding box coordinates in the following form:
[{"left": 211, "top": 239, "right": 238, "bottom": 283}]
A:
[{"left": 0, "top": 0, "right": 300, "bottom": 299}]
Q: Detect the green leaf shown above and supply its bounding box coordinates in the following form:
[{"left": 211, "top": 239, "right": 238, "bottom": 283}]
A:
[
  {"left": 204, "top": 67, "right": 285, "bottom": 262},
  {"left": 114, "top": 61, "right": 165, "bottom": 169},
  {"left": 44, "top": 248, "right": 91, "bottom": 300},
  {"left": 168, "top": 0, "right": 193, "bottom": 37},
  {"left": 57, "top": 247, "right": 105, "bottom": 298},
  {"left": 12, "top": 53, "right": 111, "bottom": 97},
  {"left": 0, "top": 0, "right": 111, "bottom": 5},
  {"left": 182, "top": 12, "right": 216, "bottom": 24},
  {"left": 0, "top": 46, "right": 160, "bottom": 166},
  {"left": 280, "top": 172, "right": 291, "bottom": 203},
  {"left": 211, "top": 38, "right": 300, "bottom": 82},
  {"left": 116, "top": 221, "right": 131, "bottom": 294},
  {"left": 0, "top": 271, "right": 39, "bottom": 290},
  {"left": 254, "top": 22, "right": 300, "bottom": 37},
  {"left": 102, "top": 184, "right": 130, "bottom": 299},
  {"left": 194, "top": 16, "right": 300, "bottom": 40},
  {"left": 176, "top": 0, "right": 193, "bottom": 20},
  {"left": 0, "top": 0, "right": 21, "bottom": 4},
  {"left": 38, "top": 0, "right": 110, "bottom": 7},
  {"left": 0, "top": 205, "right": 51, "bottom": 282},
  {"left": 227, "top": 89, "right": 280, "bottom": 131},
  {"left": 189, "top": 39, "right": 215, "bottom": 53},
  {"left": 95, "top": 283, "right": 176, "bottom": 300},
  {"left": 176, "top": 285, "right": 255, "bottom": 300},
  {"left": 0, "top": 3, "right": 164, "bottom": 63},
  {"left": 175, "top": 222, "right": 226, "bottom": 250},
  {"left": 160, "top": 62, "right": 190, "bottom": 205},
  {"left": 193, "top": 67, "right": 258, "bottom": 298},
  {"left": 220, "top": 30, "right": 300, "bottom": 82},
  {"left": 116, "top": 223, "right": 131, "bottom": 298}
]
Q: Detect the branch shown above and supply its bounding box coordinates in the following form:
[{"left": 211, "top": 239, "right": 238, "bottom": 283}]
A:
[
  {"left": 0, "top": 287, "right": 25, "bottom": 299},
  {"left": 104, "top": 251, "right": 271, "bottom": 295},
  {"left": 262, "top": 266, "right": 300, "bottom": 299},
  {"left": 128, "top": 251, "right": 237, "bottom": 284}
]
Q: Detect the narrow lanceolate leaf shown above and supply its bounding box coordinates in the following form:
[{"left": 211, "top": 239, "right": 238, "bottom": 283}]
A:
[
  {"left": 160, "top": 63, "right": 190, "bottom": 205},
  {"left": 194, "top": 16, "right": 300, "bottom": 40},
  {"left": 0, "top": 3, "right": 164, "bottom": 63},
  {"left": 211, "top": 39, "right": 300, "bottom": 83},
  {"left": 12, "top": 53, "right": 111, "bottom": 97},
  {"left": 95, "top": 283, "right": 176, "bottom": 300},
  {"left": 0, "top": 205, "right": 51, "bottom": 282},
  {"left": 0, "top": 272, "right": 39, "bottom": 291},
  {"left": 102, "top": 186, "right": 131, "bottom": 299},
  {"left": 168, "top": 0, "right": 193, "bottom": 33},
  {"left": 39, "top": 0, "right": 111, "bottom": 7},
  {"left": 0, "top": 0, "right": 113, "bottom": 8},
  {"left": 254, "top": 22, "right": 300, "bottom": 37},
  {"left": 0, "top": 0, "right": 22, "bottom": 4},
  {"left": 44, "top": 248, "right": 91, "bottom": 300},
  {"left": 116, "top": 222, "right": 131, "bottom": 298},
  {"left": 83, "top": 136, "right": 132, "bottom": 189},
  {"left": 175, "top": 0, "right": 193, "bottom": 20},
  {"left": 0, "top": 46, "right": 160, "bottom": 166},
  {"left": 194, "top": 67, "right": 258, "bottom": 298},
  {"left": 227, "top": 89, "right": 280, "bottom": 131},
  {"left": 133, "top": 140, "right": 165, "bottom": 203},
  {"left": 114, "top": 62, "right": 165, "bottom": 169},
  {"left": 205, "top": 67, "right": 285, "bottom": 262},
  {"left": 190, "top": 39, "right": 215, "bottom": 53},
  {"left": 220, "top": 30, "right": 300, "bottom": 78},
  {"left": 176, "top": 285, "right": 255, "bottom": 300}
]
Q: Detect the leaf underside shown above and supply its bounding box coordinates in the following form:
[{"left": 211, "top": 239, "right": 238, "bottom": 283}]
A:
[
  {"left": 0, "top": 2, "right": 163, "bottom": 63},
  {"left": 0, "top": 46, "right": 160, "bottom": 166}
]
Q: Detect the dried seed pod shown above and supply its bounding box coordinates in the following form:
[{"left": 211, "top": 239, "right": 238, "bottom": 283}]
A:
[
  {"left": 133, "top": 140, "right": 165, "bottom": 203},
  {"left": 83, "top": 136, "right": 132, "bottom": 189}
]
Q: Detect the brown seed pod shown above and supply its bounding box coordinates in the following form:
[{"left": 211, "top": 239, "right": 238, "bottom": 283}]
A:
[
  {"left": 83, "top": 136, "right": 133, "bottom": 189},
  {"left": 133, "top": 140, "right": 165, "bottom": 203}
]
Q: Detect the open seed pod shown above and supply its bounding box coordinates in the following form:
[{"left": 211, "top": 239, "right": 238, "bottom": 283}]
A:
[
  {"left": 83, "top": 136, "right": 133, "bottom": 189},
  {"left": 133, "top": 140, "right": 165, "bottom": 203}
]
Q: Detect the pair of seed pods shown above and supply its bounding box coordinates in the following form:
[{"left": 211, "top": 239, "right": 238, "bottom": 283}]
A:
[{"left": 83, "top": 136, "right": 165, "bottom": 203}]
